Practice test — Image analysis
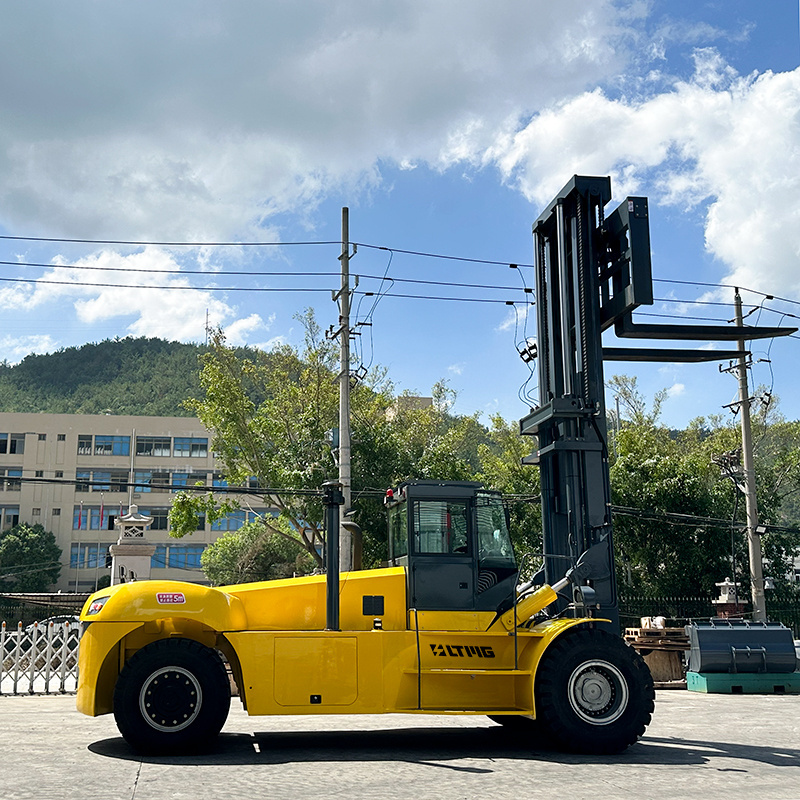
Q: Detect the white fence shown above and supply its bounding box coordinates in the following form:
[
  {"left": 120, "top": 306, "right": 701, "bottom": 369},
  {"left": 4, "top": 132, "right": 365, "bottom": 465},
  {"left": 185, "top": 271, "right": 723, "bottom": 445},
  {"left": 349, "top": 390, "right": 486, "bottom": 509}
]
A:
[{"left": 0, "top": 619, "right": 81, "bottom": 695}]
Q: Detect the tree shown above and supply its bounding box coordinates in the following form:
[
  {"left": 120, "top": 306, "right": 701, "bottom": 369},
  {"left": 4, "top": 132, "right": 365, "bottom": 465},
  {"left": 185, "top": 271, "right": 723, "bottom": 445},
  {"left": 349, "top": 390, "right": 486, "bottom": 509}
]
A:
[
  {"left": 607, "top": 374, "right": 800, "bottom": 595},
  {"left": 201, "top": 520, "right": 315, "bottom": 586},
  {"left": 169, "top": 312, "right": 404, "bottom": 568},
  {"left": 610, "top": 423, "right": 735, "bottom": 595},
  {"left": 0, "top": 523, "right": 62, "bottom": 592},
  {"left": 169, "top": 313, "right": 498, "bottom": 570}
]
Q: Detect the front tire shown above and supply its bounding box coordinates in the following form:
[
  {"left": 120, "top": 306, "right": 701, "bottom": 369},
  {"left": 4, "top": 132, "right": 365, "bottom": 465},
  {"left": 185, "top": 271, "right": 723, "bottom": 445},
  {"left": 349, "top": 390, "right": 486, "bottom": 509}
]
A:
[
  {"left": 534, "top": 627, "right": 654, "bottom": 754},
  {"left": 113, "top": 638, "right": 231, "bottom": 754}
]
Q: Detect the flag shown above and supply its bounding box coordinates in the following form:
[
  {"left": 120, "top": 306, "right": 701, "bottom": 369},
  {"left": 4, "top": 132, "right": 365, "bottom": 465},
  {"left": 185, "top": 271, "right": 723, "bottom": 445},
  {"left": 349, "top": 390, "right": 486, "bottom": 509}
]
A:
[
  {"left": 78, "top": 501, "right": 83, "bottom": 531},
  {"left": 99, "top": 494, "right": 105, "bottom": 531}
]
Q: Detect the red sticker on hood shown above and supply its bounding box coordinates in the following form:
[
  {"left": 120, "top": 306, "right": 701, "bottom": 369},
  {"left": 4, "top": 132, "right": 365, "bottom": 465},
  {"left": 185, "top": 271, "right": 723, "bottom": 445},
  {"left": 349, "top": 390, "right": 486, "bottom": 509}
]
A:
[{"left": 156, "top": 592, "right": 186, "bottom": 604}]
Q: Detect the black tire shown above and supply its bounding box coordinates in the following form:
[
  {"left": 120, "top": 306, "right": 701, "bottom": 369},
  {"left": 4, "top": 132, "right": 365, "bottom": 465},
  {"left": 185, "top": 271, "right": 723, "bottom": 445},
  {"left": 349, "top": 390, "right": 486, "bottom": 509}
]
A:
[
  {"left": 534, "top": 627, "right": 654, "bottom": 754},
  {"left": 113, "top": 638, "right": 231, "bottom": 754}
]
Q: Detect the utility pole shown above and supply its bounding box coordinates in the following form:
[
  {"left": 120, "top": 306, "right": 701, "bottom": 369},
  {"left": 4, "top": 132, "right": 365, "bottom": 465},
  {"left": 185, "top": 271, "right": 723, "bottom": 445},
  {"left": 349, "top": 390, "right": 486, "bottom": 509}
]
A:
[
  {"left": 734, "top": 288, "right": 767, "bottom": 622},
  {"left": 335, "top": 207, "right": 353, "bottom": 571}
]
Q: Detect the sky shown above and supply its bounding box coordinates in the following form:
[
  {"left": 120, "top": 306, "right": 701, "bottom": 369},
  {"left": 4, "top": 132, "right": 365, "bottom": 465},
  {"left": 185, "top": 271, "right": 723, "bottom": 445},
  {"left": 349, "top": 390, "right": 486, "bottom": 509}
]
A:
[{"left": 1, "top": 1, "right": 800, "bottom": 430}]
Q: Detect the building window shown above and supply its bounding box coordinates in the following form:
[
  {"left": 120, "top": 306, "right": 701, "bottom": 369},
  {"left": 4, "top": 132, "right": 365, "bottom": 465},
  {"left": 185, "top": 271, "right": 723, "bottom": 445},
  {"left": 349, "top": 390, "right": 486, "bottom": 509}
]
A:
[
  {"left": 211, "top": 509, "right": 248, "bottom": 531},
  {"left": 38, "top": 433, "right": 46, "bottom": 441},
  {"left": 151, "top": 544, "right": 168, "bottom": 569},
  {"left": 73, "top": 506, "right": 115, "bottom": 531},
  {"left": 138, "top": 507, "right": 169, "bottom": 530},
  {"left": 150, "top": 544, "right": 205, "bottom": 570},
  {"left": 212, "top": 472, "right": 228, "bottom": 488},
  {"left": 70, "top": 543, "right": 113, "bottom": 570},
  {"left": 136, "top": 436, "right": 172, "bottom": 457},
  {"left": 151, "top": 471, "right": 170, "bottom": 492},
  {"left": 92, "top": 471, "right": 111, "bottom": 492},
  {"left": 168, "top": 544, "right": 205, "bottom": 570},
  {"left": 173, "top": 437, "right": 208, "bottom": 458},
  {"left": 52, "top": 508, "right": 61, "bottom": 516},
  {"left": 76, "top": 471, "right": 91, "bottom": 492},
  {"left": 1, "top": 507, "right": 20, "bottom": 529},
  {"left": 109, "top": 469, "right": 128, "bottom": 492},
  {"left": 32, "top": 508, "right": 41, "bottom": 516},
  {"left": 57, "top": 434, "right": 66, "bottom": 441},
  {"left": 0, "top": 468, "right": 22, "bottom": 491},
  {"left": 171, "top": 472, "right": 206, "bottom": 491},
  {"left": 134, "top": 471, "right": 153, "bottom": 492},
  {"left": 0, "top": 433, "right": 25, "bottom": 455},
  {"left": 77, "top": 435, "right": 92, "bottom": 455},
  {"left": 94, "top": 435, "right": 130, "bottom": 457},
  {"left": 55, "top": 470, "right": 63, "bottom": 478},
  {"left": 35, "top": 470, "right": 44, "bottom": 478}
]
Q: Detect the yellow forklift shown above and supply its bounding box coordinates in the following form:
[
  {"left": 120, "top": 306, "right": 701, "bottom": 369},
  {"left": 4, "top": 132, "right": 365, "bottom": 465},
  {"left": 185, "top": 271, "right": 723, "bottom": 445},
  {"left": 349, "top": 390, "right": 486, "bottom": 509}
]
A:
[{"left": 77, "top": 479, "right": 653, "bottom": 755}]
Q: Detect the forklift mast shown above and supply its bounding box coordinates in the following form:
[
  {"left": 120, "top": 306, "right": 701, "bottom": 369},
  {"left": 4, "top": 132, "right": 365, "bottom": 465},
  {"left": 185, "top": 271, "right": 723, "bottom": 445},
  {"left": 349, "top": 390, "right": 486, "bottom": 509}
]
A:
[
  {"left": 519, "top": 175, "right": 796, "bottom": 629},
  {"left": 520, "top": 177, "right": 622, "bottom": 628}
]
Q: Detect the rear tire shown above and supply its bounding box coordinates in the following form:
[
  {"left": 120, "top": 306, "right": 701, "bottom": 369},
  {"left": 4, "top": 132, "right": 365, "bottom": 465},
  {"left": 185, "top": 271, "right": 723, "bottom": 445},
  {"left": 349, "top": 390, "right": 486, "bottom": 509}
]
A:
[
  {"left": 534, "top": 627, "right": 654, "bottom": 754},
  {"left": 113, "top": 638, "right": 231, "bottom": 754}
]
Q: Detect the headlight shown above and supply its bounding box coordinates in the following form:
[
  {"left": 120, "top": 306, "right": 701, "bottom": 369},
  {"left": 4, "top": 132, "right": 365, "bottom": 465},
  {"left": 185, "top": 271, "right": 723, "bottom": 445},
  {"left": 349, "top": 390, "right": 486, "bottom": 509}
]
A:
[{"left": 86, "top": 596, "right": 110, "bottom": 616}]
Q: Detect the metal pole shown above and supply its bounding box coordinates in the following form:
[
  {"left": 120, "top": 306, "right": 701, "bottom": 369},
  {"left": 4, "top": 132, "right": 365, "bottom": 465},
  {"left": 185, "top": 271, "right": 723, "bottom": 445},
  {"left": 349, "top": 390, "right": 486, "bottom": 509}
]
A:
[
  {"left": 338, "top": 208, "right": 353, "bottom": 571},
  {"left": 322, "top": 480, "right": 344, "bottom": 631},
  {"left": 734, "top": 289, "right": 767, "bottom": 622}
]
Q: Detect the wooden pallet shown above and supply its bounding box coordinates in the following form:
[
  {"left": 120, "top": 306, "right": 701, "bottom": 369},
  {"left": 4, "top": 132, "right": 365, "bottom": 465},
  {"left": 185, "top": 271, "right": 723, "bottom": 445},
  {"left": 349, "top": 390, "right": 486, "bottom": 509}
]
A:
[{"left": 624, "top": 627, "right": 689, "bottom": 651}]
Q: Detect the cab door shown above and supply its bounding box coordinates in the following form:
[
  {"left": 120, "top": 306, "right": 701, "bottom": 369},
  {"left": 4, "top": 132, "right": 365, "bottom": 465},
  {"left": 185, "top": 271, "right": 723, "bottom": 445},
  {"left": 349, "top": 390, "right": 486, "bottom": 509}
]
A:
[{"left": 408, "top": 498, "right": 475, "bottom": 611}]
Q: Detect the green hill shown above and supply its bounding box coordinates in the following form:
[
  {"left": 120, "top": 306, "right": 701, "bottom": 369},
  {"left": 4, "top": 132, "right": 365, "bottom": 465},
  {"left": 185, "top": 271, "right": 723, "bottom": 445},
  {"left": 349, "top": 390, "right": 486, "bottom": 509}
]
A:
[{"left": 0, "top": 338, "right": 205, "bottom": 416}]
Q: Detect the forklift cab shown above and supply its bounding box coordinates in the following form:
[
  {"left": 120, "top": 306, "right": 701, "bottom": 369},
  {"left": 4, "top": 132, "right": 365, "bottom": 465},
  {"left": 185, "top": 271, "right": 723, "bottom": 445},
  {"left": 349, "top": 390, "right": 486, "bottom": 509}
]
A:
[{"left": 385, "top": 481, "right": 518, "bottom": 611}]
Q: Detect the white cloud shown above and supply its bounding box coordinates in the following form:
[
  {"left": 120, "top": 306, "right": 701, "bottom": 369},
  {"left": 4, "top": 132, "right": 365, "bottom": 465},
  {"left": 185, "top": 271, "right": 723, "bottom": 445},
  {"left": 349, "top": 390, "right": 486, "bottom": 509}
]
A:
[
  {"left": 447, "top": 362, "right": 465, "bottom": 376},
  {"left": 0, "top": 1, "right": 629, "bottom": 240},
  {"left": 6, "top": 247, "right": 268, "bottom": 345},
  {"left": 0, "top": 334, "right": 57, "bottom": 364},
  {"left": 485, "top": 51, "right": 800, "bottom": 300},
  {"left": 497, "top": 305, "right": 532, "bottom": 334},
  {"left": 667, "top": 382, "right": 686, "bottom": 398},
  {"left": 225, "top": 314, "right": 267, "bottom": 346}
]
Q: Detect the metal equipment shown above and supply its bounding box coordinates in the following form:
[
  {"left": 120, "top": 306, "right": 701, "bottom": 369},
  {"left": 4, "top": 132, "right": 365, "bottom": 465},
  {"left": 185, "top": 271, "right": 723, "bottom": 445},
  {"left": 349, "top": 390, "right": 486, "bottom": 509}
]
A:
[{"left": 687, "top": 620, "right": 798, "bottom": 674}]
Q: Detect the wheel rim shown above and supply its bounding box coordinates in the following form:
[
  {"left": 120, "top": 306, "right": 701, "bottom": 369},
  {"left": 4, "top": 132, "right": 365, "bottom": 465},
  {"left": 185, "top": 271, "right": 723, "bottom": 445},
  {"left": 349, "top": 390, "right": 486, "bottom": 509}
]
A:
[
  {"left": 139, "top": 666, "right": 203, "bottom": 733},
  {"left": 567, "top": 659, "right": 629, "bottom": 725}
]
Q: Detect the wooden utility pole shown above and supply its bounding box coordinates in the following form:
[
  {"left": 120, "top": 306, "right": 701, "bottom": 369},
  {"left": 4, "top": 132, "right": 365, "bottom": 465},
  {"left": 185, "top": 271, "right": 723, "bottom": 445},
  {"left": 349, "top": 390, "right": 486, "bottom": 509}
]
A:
[
  {"left": 734, "top": 288, "right": 767, "bottom": 622},
  {"left": 336, "top": 208, "right": 353, "bottom": 571}
]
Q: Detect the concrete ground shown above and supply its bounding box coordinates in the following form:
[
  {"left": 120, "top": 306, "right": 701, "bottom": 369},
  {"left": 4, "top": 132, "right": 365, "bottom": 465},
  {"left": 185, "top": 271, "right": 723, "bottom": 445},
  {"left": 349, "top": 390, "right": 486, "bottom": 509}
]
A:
[{"left": 1, "top": 691, "right": 799, "bottom": 800}]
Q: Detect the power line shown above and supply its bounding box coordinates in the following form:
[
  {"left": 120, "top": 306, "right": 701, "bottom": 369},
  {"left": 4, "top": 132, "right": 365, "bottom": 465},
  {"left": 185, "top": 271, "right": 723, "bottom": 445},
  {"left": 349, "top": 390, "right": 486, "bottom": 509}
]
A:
[
  {"left": 1, "top": 259, "right": 530, "bottom": 293},
  {"left": 2, "top": 231, "right": 798, "bottom": 314},
  {"left": 0, "top": 234, "right": 339, "bottom": 247},
  {"left": 354, "top": 242, "right": 533, "bottom": 268},
  {"left": 0, "top": 233, "right": 532, "bottom": 268},
  {"left": 0, "top": 275, "right": 331, "bottom": 293},
  {"left": 353, "top": 290, "right": 533, "bottom": 305},
  {"left": 0, "top": 273, "right": 535, "bottom": 305}
]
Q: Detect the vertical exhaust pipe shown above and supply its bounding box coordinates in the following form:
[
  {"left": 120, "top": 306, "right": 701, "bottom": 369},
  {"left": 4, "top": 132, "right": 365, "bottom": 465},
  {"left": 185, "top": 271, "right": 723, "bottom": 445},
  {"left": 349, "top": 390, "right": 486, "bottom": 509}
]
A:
[{"left": 322, "top": 480, "right": 344, "bottom": 631}]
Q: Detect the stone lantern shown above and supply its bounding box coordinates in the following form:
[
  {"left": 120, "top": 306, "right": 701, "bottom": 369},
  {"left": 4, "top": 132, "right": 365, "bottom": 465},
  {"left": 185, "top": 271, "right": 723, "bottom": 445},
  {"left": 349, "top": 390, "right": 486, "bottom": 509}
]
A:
[
  {"left": 712, "top": 576, "right": 747, "bottom": 618},
  {"left": 109, "top": 504, "right": 155, "bottom": 585}
]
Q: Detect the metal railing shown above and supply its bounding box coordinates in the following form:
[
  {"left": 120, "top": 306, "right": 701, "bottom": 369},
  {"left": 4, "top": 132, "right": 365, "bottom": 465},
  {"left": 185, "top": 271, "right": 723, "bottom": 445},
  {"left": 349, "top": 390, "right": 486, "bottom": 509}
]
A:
[{"left": 1, "top": 619, "right": 81, "bottom": 695}]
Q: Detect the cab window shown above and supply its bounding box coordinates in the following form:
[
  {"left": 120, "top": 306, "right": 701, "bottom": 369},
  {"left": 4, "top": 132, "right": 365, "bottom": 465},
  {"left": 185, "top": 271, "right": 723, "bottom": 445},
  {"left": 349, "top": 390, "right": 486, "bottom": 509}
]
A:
[
  {"left": 475, "top": 492, "right": 515, "bottom": 566},
  {"left": 388, "top": 502, "right": 408, "bottom": 559},
  {"left": 412, "top": 500, "right": 469, "bottom": 555}
]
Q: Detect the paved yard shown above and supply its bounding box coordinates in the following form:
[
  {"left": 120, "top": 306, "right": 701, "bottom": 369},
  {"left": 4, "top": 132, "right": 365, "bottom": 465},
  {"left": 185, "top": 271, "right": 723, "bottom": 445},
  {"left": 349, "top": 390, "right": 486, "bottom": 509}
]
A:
[{"left": 1, "top": 690, "right": 799, "bottom": 800}]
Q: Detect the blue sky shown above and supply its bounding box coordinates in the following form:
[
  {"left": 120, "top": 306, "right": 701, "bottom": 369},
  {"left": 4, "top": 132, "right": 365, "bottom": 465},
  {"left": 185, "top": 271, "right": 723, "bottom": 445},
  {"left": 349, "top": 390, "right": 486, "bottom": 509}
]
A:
[{"left": 1, "top": 1, "right": 799, "bottom": 429}]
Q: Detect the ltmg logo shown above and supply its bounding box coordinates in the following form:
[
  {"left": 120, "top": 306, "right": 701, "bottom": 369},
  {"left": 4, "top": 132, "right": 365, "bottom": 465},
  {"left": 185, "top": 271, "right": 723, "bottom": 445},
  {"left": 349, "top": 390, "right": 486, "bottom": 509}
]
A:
[{"left": 430, "top": 643, "right": 495, "bottom": 658}]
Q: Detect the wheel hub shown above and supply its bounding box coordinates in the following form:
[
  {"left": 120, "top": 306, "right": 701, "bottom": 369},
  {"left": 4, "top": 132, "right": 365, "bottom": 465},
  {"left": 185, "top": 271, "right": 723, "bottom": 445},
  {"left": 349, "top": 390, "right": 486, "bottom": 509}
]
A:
[
  {"left": 567, "top": 660, "right": 628, "bottom": 725},
  {"left": 139, "top": 666, "right": 203, "bottom": 733}
]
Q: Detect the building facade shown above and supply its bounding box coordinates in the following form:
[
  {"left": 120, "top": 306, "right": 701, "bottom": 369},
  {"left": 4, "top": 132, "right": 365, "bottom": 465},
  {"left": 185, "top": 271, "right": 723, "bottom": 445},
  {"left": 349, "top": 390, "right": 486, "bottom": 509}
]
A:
[{"left": 0, "top": 412, "right": 268, "bottom": 592}]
